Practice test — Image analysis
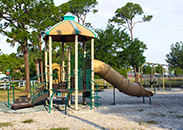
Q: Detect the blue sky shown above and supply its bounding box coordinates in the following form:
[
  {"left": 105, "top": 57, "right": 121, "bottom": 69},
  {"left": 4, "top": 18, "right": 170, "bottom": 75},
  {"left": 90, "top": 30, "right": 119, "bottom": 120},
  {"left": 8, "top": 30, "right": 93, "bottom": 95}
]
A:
[{"left": 0, "top": 0, "right": 182, "bottom": 65}]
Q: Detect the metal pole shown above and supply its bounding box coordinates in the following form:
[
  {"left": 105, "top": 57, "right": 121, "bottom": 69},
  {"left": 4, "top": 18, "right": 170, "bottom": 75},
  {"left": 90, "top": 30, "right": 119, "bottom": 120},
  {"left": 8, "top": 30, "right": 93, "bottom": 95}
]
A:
[
  {"left": 159, "top": 66, "right": 161, "bottom": 89},
  {"left": 163, "top": 67, "right": 165, "bottom": 92},
  {"left": 68, "top": 46, "right": 71, "bottom": 89},
  {"left": 62, "top": 42, "right": 65, "bottom": 82},
  {"left": 113, "top": 87, "right": 115, "bottom": 105},
  {"left": 68, "top": 46, "right": 71, "bottom": 106},
  {"left": 169, "top": 67, "right": 171, "bottom": 90},
  {"left": 49, "top": 36, "right": 53, "bottom": 108},
  {"left": 83, "top": 41, "right": 86, "bottom": 104},
  {"left": 91, "top": 38, "right": 94, "bottom": 104},
  {"left": 45, "top": 40, "right": 48, "bottom": 89},
  {"left": 75, "top": 35, "right": 78, "bottom": 110},
  {"left": 153, "top": 65, "right": 156, "bottom": 95},
  {"left": 151, "top": 64, "right": 154, "bottom": 92}
]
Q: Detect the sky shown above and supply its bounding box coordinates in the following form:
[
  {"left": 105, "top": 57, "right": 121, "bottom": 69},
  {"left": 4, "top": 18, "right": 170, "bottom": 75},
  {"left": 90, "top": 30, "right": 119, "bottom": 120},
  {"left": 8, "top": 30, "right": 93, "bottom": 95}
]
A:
[{"left": 0, "top": 0, "right": 183, "bottom": 65}]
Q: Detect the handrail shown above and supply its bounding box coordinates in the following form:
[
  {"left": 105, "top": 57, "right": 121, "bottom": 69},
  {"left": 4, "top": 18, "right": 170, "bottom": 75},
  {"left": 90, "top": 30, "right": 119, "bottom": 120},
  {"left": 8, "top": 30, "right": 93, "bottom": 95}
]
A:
[
  {"left": 65, "top": 91, "right": 73, "bottom": 114},
  {"left": 49, "top": 90, "right": 57, "bottom": 113},
  {"left": 7, "top": 83, "right": 15, "bottom": 108},
  {"left": 33, "top": 90, "right": 49, "bottom": 99},
  {"left": 30, "top": 72, "right": 49, "bottom": 80},
  {"left": 89, "top": 79, "right": 99, "bottom": 109},
  {"left": 30, "top": 73, "right": 56, "bottom": 104}
]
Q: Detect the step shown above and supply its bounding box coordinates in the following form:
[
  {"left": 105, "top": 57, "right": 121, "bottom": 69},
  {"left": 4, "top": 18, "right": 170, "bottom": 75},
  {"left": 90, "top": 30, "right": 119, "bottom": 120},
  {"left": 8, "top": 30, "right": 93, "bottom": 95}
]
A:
[
  {"left": 11, "top": 102, "right": 34, "bottom": 110},
  {"left": 14, "top": 98, "right": 33, "bottom": 104},
  {"left": 87, "top": 102, "right": 102, "bottom": 106},
  {"left": 86, "top": 96, "right": 101, "bottom": 99}
]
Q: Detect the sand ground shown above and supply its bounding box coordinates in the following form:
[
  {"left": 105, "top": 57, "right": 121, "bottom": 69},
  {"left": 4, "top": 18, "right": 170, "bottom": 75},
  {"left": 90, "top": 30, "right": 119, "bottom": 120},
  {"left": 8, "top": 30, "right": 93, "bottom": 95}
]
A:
[{"left": 0, "top": 87, "right": 183, "bottom": 130}]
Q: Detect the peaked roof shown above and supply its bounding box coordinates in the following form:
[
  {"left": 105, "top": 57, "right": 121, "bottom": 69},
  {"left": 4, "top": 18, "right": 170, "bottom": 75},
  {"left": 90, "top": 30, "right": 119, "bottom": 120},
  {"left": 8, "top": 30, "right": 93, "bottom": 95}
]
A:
[{"left": 43, "top": 15, "right": 96, "bottom": 42}]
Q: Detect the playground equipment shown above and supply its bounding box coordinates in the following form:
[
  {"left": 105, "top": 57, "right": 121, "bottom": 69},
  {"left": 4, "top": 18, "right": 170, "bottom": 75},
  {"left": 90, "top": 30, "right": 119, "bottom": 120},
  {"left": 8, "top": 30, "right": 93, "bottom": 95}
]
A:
[
  {"left": 7, "top": 14, "right": 153, "bottom": 112},
  {"left": 140, "top": 62, "right": 171, "bottom": 93},
  {"left": 94, "top": 60, "right": 153, "bottom": 97}
]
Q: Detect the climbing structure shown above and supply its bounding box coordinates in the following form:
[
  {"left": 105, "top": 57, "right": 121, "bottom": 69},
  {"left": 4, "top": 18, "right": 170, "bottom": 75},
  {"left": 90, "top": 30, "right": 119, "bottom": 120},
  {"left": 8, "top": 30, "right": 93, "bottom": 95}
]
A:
[{"left": 43, "top": 14, "right": 100, "bottom": 110}]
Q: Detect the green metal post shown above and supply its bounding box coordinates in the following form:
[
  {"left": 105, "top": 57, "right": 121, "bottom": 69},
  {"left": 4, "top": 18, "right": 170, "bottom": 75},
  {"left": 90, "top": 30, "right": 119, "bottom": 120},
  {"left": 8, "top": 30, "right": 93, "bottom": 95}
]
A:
[
  {"left": 113, "top": 87, "right": 115, "bottom": 105},
  {"left": 7, "top": 84, "right": 10, "bottom": 108},
  {"left": 65, "top": 91, "right": 73, "bottom": 114},
  {"left": 149, "top": 97, "right": 152, "bottom": 105},
  {"left": 143, "top": 97, "right": 145, "bottom": 104},
  {"left": 49, "top": 91, "right": 57, "bottom": 113}
]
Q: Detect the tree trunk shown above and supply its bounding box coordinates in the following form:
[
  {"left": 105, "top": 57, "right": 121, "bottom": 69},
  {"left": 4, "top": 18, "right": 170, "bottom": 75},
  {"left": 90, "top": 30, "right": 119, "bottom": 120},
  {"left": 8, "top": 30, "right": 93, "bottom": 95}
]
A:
[
  {"left": 134, "top": 67, "right": 139, "bottom": 82},
  {"left": 38, "top": 44, "right": 44, "bottom": 82},
  {"left": 39, "top": 60, "right": 43, "bottom": 82},
  {"left": 22, "top": 45, "right": 30, "bottom": 92},
  {"left": 35, "top": 59, "right": 40, "bottom": 83}
]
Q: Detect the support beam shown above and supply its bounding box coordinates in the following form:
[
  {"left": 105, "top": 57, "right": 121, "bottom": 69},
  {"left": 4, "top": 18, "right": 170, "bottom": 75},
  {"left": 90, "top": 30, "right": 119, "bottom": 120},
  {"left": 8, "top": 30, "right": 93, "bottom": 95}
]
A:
[
  {"left": 49, "top": 36, "right": 53, "bottom": 107},
  {"left": 45, "top": 40, "right": 48, "bottom": 89},
  {"left": 163, "top": 68, "right": 165, "bottom": 92},
  {"left": 62, "top": 42, "right": 65, "bottom": 82},
  {"left": 68, "top": 46, "right": 71, "bottom": 106},
  {"left": 91, "top": 38, "right": 94, "bottom": 103},
  {"left": 75, "top": 35, "right": 78, "bottom": 110},
  {"left": 68, "top": 46, "right": 71, "bottom": 89},
  {"left": 83, "top": 41, "right": 86, "bottom": 104}
]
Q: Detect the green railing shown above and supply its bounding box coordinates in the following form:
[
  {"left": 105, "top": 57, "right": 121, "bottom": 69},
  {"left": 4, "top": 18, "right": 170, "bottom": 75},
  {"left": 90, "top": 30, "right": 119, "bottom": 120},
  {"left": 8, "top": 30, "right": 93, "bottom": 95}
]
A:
[
  {"left": 7, "top": 83, "right": 15, "bottom": 108},
  {"left": 65, "top": 91, "right": 73, "bottom": 114},
  {"left": 30, "top": 73, "right": 51, "bottom": 104},
  {"left": 89, "top": 79, "right": 100, "bottom": 110}
]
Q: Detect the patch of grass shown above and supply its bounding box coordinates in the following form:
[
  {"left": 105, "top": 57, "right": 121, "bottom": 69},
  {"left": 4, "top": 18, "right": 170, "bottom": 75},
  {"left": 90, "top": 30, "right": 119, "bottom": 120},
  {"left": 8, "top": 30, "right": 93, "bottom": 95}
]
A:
[
  {"left": 22, "top": 119, "right": 33, "bottom": 123},
  {"left": 160, "top": 113, "right": 166, "bottom": 117},
  {"left": 146, "top": 120, "right": 158, "bottom": 124},
  {"left": 0, "top": 122, "right": 13, "bottom": 128},
  {"left": 148, "top": 112, "right": 158, "bottom": 117},
  {"left": 175, "top": 115, "right": 183, "bottom": 119},
  {"left": 139, "top": 119, "right": 144, "bottom": 125},
  {"left": 137, "top": 109, "right": 144, "bottom": 112},
  {"left": 0, "top": 85, "right": 29, "bottom": 102},
  {"left": 167, "top": 111, "right": 175, "bottom": 113}
]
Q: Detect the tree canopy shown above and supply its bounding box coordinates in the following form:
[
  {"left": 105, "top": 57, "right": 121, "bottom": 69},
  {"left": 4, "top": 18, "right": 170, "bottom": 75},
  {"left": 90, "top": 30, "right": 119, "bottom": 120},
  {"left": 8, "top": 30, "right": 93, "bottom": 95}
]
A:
[
  {"left": 86, "top": 24, "right": 147, "bottom": 77},
  {"left": 109, "top": 2, "right": 153, "bottom": 40},
  {"left": 59, "top": 0, "right": 98, "bottom": 25},
  {"left": 0, "top": 0, "right": 59, "bottom": 91},
  {"left": 166, "top": 41, "right": 183, "bottom": 69}
]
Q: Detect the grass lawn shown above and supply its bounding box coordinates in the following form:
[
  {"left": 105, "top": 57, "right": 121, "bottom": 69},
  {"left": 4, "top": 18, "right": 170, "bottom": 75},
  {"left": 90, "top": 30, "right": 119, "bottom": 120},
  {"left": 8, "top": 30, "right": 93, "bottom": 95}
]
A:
[{"left": 0, "top": 85, "right": 29, "bottom": 102}]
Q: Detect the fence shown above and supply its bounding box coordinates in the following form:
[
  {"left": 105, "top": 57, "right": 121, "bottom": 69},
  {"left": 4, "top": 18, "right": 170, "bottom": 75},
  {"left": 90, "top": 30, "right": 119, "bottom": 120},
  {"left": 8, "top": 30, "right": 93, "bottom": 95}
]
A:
[
  {"left": 18, "top": 80, "right": 38, "bottom": 87},
  {"left": 0, "top": 82, "right": 10, "bottom": 90}
]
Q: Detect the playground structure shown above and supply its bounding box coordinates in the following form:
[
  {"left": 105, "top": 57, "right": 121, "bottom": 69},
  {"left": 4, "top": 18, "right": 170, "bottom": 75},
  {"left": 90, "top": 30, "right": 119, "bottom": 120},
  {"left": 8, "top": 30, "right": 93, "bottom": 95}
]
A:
[
  {"left": 7, "top": 15, "right": 154, "bottom": 112},
  {"left": 140, "top": 62, "right": 172, "bottom": 94}
]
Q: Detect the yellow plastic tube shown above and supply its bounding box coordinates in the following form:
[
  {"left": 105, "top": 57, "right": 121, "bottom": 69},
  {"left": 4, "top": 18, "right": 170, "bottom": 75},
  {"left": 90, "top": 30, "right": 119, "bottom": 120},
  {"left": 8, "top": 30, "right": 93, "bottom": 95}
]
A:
[{"left": 94, "top": 59, "right": 153, "bottom": 97}]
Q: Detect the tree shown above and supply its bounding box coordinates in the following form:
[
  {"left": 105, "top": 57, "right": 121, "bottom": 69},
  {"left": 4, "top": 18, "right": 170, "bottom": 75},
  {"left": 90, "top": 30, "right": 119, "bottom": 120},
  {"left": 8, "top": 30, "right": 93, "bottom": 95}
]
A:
[
  {"left": 0, "top": 0, "right": 37, "bottom": 91},
  {"left": 86, "top": 24, "right": 132, "bottom": 77},
  {"left": 109, "top": 2, "right": 153, "bottom": 40},
  {"left": 166, "top": 41, "right": 183, "bottom": 69},
  {"left": 128, "top": 38, "right": 147, "bottom": 82},
  {"left": 109, "top": 2, "right": 152, "bottom": 82},
  {"left": 174, "top": 67, "right": 182, "bottom": 75},
  {"left": 60, "top": 0, "right": 98, "bottom": 25},
  {"left": 0, "top": 0, "right": 57, "bottom": 91},
  {"left": 0, "top": 53, "right": 25, "bottom": 80},
  {"left": 29, "top": 0, "right": 65, "bottom": 82},
  {"left": 142, "top": 64, "right": 152, "bottom": 74},
  {"left": 154, "top": 65, "right": 162, "bottom": 73}
]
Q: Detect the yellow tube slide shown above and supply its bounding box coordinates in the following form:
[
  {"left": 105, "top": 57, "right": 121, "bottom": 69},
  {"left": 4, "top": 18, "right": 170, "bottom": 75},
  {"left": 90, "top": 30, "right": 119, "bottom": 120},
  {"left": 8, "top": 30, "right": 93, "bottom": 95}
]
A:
[{"left": 94, "top": 60, "right": 153, "bottom": 97}]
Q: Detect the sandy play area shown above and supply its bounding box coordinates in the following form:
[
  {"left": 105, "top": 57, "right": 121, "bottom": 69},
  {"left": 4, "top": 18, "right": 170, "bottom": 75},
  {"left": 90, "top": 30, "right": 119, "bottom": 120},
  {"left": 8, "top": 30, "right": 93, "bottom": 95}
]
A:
[{"left": 0, "top": 87, "right": 183, "bottom": 130}]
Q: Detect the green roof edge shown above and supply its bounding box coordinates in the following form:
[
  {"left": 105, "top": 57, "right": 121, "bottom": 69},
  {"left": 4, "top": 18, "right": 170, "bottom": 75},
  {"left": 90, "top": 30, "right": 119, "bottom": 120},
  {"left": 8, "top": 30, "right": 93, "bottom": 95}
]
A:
[
  {"left": 74, "top": 21, "right": 97, "bottom": 38},
  {"left": 69, "top": 20, "right": 80, "bottom": 34}
]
